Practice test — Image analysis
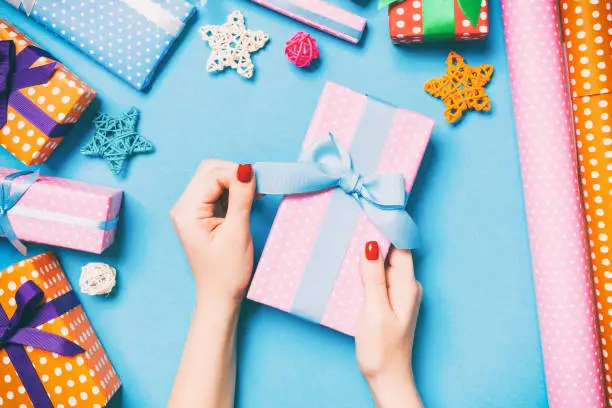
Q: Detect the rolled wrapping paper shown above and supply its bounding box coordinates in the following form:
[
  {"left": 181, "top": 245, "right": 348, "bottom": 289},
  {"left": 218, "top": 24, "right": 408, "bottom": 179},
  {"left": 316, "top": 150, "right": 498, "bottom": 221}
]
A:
[
  {"left": 559, "top": 0, "right": 612, "bottom": 399},
  {"left": 501, "top": 0, "right": 606, "bottom": 406},
  {"left": 560, "top": 0, "right": 611, "bottom": 99}
]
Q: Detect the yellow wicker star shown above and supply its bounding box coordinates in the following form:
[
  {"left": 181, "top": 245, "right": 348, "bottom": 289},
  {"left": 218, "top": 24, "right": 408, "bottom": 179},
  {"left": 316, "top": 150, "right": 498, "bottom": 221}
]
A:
[{"left": 424, "top": 51, "right": 494, "bottom": 124}]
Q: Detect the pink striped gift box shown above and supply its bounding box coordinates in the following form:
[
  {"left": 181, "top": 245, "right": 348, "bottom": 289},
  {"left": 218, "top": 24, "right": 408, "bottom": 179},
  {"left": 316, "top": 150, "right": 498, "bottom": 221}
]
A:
[
  {"left": 0, "top": 168, "right": 122, "bottom": 254},
  {"left": 248, "top": 82, "right": 433, "bottom": 335},
  {"left": 250, "top": 0, "right": 366, "bottom": 44}
]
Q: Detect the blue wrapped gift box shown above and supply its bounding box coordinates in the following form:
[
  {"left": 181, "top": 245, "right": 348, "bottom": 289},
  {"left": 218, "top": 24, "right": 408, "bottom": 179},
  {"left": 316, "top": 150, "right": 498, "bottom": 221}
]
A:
[{"left": 6, "top": 0, "right": 197, "bottom": 91}]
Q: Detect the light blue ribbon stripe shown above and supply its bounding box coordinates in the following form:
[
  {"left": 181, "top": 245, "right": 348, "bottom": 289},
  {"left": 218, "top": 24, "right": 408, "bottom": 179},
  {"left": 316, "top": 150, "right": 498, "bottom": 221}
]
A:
[
  {"left": 100, "top": 217, "right": 119, "bottom": 230},
  {"left": 290, "top": 98, "right": 397, "bottom": 323},
  {"left": 265, "top": 0, "right": 363, "bottom": 42}
]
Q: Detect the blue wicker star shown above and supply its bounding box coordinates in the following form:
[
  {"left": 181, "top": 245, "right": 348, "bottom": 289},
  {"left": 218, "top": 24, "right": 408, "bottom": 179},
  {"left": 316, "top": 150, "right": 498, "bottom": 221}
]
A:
[{"left": 81, "top": 107, "right": 154, "bottom": 176}]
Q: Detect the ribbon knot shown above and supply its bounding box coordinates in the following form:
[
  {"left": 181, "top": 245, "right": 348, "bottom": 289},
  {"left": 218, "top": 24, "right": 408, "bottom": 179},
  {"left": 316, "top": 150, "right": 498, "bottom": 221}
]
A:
[
  {"left": 0, "top": 40, "right": 57, "bottom": 130},
  {"left": 0, "top": 279, "right": 84, "bottom": 354},
  {"left": 340, "top": 172, "right": 364, "bottom": 197},
  {"left": 254, "top": 133, "right": 419, "bottom": 249},
  {"left": 0, "top": 279, "right": 85, "bottom": 408},
  {"left": 0, "top": 321, "right": 16, "bottom": 343}
]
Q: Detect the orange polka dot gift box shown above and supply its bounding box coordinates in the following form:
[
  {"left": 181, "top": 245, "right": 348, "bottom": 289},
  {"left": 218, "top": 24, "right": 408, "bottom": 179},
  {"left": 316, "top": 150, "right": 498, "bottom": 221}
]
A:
[
  {"left": 0, "top": 167, "right": 122, "bottom": 255},
  {"left": 0, "top": 19, "right": 96, "bottom": 166},
  {"left": 388, "top": 0, "right": 489, "bottom": 44},
  {"left": 0, "top": 252, "right": 121, "bottom": 407}
]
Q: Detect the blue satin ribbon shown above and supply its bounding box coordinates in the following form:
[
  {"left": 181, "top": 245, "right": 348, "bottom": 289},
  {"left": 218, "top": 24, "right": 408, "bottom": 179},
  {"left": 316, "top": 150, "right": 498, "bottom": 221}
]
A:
[
  {"left": 254, "top": 133, "right": 419, "bottom": 250},
  {"left": 0, "top": 170, "right": 39, "bottom": 255}
]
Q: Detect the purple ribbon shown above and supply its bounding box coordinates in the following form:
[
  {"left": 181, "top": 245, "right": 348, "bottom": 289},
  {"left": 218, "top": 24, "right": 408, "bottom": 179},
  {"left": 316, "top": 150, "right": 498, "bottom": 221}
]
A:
[
  {"left": 0, "top": 280, "right": 84, "bottom": 408},
  {"left": 0, "top": 41, "right": 74, "bottom": 138}
]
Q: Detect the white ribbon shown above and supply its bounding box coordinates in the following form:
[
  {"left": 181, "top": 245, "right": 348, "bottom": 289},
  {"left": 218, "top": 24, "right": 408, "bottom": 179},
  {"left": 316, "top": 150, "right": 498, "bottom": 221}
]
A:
[
  {"left": 8, "top": 206, "right": 116, "bottom": 230},
  {"left": 6, "top": 0, "right": 37, "bottom": 15},
  {"left": 119, "top": 0, "right": 184, "bottom": 37}
]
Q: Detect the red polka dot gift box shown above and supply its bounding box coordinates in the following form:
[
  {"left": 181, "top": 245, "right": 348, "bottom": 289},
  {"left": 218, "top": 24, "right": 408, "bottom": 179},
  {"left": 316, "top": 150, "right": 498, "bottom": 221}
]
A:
[
  {"left": 0, "top": 19, "right": 97, "bottom": 166},
  {"left": 389, "top": 0, "right": 489, "bottom": 44},
  {"left": 0, "top": 252, "right": 121, "bottom": 407},
  {"left": 0, "top": 167, "right": 122, "bottom": 255}
]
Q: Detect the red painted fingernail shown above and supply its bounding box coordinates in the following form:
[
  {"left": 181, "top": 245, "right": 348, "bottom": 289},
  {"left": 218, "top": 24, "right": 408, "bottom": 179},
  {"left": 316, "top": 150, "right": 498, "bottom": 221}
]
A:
[
  {"left": 365, "top": 241, "right": 379, "bottom": 261},
  {"left": 237, "top": 164, "right": 253, "bottom": 183}
]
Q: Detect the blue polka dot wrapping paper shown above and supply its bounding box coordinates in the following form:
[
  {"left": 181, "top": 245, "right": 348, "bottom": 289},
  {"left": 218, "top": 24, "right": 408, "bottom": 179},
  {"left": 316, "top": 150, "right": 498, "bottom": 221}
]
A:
[{"left": 5, "top": 0, "right": 197, "bottom": 91}]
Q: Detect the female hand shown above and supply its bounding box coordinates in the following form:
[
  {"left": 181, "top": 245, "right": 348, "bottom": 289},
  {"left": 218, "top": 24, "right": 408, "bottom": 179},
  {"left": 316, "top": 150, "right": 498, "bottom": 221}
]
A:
[
  {"left": 168, "top": 160, "right": 255, "bottom": 408},
  {"left": 356, "top": 241, "right": 423, "bottom": 408},
  {"left": 169, "top": 160, "right": 256, "bottom": 308}
]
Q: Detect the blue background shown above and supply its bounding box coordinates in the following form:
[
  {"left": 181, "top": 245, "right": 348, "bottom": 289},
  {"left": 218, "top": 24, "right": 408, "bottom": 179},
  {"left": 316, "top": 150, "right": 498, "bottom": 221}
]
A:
[{"left": 0, "top": 0, "right": 548, "bottom": 406}]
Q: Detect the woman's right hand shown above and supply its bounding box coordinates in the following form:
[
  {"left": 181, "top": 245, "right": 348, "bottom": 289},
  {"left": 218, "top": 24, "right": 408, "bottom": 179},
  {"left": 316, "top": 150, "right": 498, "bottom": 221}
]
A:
[
  {"left": 169, "top": 160, "right": 256, "bottom": 310},
  {"left": 355, "top": 241, "right": 424, "bottom": 408}
]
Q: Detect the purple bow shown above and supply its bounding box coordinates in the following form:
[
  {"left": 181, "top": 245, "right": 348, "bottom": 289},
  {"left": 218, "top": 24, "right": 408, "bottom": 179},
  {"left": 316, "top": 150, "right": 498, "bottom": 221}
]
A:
[
  {"left": 0, "top": 280, "right": 84, "bottom": 408},
  {"left": 0, "top": 40, "right": 73, "bottom": 138}
]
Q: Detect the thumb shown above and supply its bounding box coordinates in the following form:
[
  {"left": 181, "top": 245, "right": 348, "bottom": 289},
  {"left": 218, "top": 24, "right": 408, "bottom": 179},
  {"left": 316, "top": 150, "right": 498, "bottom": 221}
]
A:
[
  {"left": 361, "top": 241, "right": 390, "bottom": 313},
  {"left": 226, "top": 163, "right": 256, "bottom": 228}
]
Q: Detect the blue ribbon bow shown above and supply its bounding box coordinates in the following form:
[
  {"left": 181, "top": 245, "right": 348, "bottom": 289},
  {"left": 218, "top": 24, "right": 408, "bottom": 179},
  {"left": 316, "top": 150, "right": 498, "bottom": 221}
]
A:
[
  {"left": 254, "top": 133, "right": 419, "bottom": 249},
  {"left": 0, "top": 169, "right": 39, "bottom": 255}
]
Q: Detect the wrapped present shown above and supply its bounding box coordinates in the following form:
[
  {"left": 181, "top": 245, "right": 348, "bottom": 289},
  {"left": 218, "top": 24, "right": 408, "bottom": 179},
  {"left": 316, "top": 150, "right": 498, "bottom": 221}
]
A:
[
  {"left": 0, "top": 20, "right": 96, "bottom": 166},
  {"left": 5, "top": 0, "right": 197, "bottom": 91},
  {"left": 389, "top": 0, "right": 489, "bottom": 44},
  {"left": 249, "top": 0, "right": 366, "bottom": 44},
  {"left": 0, "top": 252, "right": 121, "bottom": 407},
  {"left": 247, "top": 82, "right": 434, "bottom": 336},
  {"left": 0, "top": 168, "right": 122, "bottom": 254}
]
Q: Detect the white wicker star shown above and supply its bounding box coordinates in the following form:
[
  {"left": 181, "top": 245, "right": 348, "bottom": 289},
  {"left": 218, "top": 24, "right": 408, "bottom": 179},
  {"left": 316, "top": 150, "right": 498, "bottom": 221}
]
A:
[{"left": 200, "top": 11, "right": 269, "bottom": 79}]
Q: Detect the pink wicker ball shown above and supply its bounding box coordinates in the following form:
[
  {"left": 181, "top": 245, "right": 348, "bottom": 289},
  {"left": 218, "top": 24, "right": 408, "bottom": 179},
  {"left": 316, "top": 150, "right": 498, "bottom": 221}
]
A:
[{"left": 285, "top": 32, "right": 320, "bottom": 68}]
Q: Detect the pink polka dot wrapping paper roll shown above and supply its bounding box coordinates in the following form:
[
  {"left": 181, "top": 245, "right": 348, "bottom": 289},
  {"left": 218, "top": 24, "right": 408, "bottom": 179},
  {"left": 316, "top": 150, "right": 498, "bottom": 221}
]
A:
[
  {"left": 247, "top": 82, "right": 434, "bottom": 336},
  {"left": 501, "top": 0, "right": 606, "bottom": 406},
  {"left": 0, "top": 167, "right": 123, "bottom": 254},
  {"left": 559, "top": 0, "right": 612, "bottom": 401},
  {"left": 0, "top": 252, "right": 121, "bottom": 407}
]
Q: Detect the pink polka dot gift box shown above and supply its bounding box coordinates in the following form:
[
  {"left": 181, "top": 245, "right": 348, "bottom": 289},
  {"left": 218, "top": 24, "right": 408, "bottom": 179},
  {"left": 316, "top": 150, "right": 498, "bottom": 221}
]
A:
[
  {"left": 0, "top": 19, "right": 97, "bottom": 166},
  {"left": 0, "top": 167, "right": 122, "bottom": 255},
  {"left": 389, "top": 0, "right": 489, "bottom": 44},
  {"left": 0, "top": 252, "right": 121, "bottom": 407},
  {"left": 248, "top": 82, "right": 434, "bottom": 336}
]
